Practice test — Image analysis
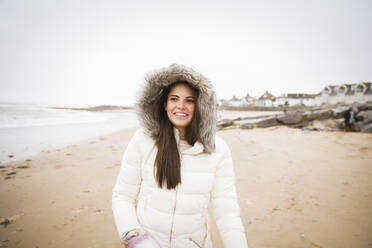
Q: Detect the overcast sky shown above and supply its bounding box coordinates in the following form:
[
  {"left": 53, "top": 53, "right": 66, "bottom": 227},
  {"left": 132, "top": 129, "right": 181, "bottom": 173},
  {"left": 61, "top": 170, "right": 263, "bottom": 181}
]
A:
[{"left": 1, "top": 0, "right": 371, "bottom": 107}]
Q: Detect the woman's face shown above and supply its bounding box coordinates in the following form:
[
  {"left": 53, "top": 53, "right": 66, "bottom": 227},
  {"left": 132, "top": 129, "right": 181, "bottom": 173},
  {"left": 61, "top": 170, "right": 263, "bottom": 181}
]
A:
[{"left": 165, "top": 83, "right": 196, "bottom": 133}]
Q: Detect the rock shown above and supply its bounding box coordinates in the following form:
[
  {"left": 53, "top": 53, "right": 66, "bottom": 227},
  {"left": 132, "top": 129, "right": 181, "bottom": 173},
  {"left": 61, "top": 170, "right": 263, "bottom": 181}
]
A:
[
  {"left": 240, "top": 123, "right": 254, "bottom": 129},
  {"left": 276, "top": 114, "right": 303, "bottom": 125},
  {"left": 361, "top": 123, "right": 372, "bottom": 133},
  {"left": 302, "top": 111, "right": 315, "bottom": 121},
  {"left": 0, "top": 218, "right": 11, "bottom": 227},
  {"left": 356, "top": 110, "right": 372, "bottom": 124},
  {"left": 6, "top": 172, "right": 16, "bottom": 176},
  {"left": 332, "top": 106, "right": 350, "bottom": 118},
  {"left": 309, "top": 119, "right": 344, "bottom": 131},
  {"left": 16, "top": 166, "right": 29, "bottom": 169},
  {"left": 217, "top": 119, "right": 235, "bottom": 130},
  {"left": 338, "top": 120, "right": 346, "bottom": 130},
  {"left": 255, "top": 117, "right": 279, "bottom": 128},
  {"left": 235, "top": 119, "right": 255, "bottom": 126},
  {"left": 240, "top": 117, "right": 278, "bottom": 128},
  {"left": 357, "top": 102, "right": 372, "bottom": 111},
  {"left": 311, "top": 109, "right": 333, "bottom": 120},
  {"left": 94, "top": 208, "right": 104, "bottom": 214},
  {"left": 290, "top": 121, "right": 313, "bottom": 129},
  {"left": 220, "top": 103, "right": 372, "bottom": 133},
  {"left": 240, "top": 123, "right": 257, "bottom": 129},
  {"left": 351, "top": 122, "right": 364, "bottom": 132}
]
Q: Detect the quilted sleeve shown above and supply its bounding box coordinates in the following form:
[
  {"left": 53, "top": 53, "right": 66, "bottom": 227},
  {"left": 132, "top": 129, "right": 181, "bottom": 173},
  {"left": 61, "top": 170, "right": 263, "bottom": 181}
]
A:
[
  {"left": 211, "top": 142, "right": 248, "bottom": 248},
  {"left": 112, "top": 129, "right": 143, "bottom": 238}
]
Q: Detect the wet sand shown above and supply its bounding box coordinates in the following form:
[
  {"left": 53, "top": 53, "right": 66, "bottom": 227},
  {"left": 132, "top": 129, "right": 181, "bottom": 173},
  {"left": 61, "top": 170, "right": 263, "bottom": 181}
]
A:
[{"left": 0, "top": 125, "right": 371, "bottom": 247}]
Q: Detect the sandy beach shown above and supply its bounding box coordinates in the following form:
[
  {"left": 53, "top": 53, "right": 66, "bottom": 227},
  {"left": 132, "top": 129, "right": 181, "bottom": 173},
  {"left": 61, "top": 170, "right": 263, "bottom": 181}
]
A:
[{"left": 1, "top": 119, "right": 372, "bottom": 247}]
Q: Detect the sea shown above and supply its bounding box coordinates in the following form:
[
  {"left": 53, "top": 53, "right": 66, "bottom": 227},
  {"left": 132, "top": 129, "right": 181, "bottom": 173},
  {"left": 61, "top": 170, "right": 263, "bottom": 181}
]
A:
[{"left": 0, "top": 102, "right": 139, "bottom": 165}]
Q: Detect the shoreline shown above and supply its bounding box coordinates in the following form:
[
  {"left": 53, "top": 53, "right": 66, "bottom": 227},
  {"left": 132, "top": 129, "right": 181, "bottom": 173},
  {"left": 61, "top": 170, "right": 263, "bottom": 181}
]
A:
[
  {"left": 0, "top": 108, "right": 138, "bottom": 165},
  {"left": 0, "top": 125, "right": 138, "bottom": 166}
]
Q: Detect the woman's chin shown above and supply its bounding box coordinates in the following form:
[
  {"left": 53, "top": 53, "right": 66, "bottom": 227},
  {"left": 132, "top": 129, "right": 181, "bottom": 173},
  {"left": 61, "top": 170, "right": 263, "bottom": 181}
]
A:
[{"left": 172, "top": 120, "right": 191, "bottom": 129}]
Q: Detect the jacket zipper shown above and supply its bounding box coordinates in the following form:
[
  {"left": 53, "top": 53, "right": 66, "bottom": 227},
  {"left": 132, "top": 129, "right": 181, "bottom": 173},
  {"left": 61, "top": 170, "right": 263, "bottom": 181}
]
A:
[{"left": 169, "top": 188, "right": 178, "bottom": 247}]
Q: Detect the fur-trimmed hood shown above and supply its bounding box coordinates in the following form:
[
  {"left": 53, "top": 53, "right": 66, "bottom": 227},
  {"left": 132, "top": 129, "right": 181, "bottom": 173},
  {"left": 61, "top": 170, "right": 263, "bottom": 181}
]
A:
[{"left": 136, "top": 64, "right": 217, "bottom": 153}]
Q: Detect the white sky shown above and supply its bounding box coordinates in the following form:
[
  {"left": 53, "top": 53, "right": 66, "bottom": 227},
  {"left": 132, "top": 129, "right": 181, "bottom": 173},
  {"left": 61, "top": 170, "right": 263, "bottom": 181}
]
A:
[{"left": 1, "top": 0, "right": 371, "bottom": 107}]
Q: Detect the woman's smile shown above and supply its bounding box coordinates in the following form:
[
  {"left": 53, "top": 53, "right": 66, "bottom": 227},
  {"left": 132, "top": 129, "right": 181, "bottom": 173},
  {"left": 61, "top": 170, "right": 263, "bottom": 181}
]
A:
[{"left": 174, "top": 112, "right": 188, "bottom": 117}]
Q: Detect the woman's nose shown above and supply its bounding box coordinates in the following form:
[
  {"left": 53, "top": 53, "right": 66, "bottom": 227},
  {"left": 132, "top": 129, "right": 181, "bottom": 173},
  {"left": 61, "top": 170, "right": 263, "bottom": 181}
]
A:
[{"left": 177, "top": 100, "right": 186, "bottom": 109}]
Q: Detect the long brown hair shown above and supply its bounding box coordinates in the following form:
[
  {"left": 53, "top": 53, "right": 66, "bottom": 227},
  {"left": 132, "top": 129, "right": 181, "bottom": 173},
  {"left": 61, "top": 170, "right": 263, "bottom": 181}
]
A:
[{"left": 154, "top": 81, "right": 200, "bottom": 189}]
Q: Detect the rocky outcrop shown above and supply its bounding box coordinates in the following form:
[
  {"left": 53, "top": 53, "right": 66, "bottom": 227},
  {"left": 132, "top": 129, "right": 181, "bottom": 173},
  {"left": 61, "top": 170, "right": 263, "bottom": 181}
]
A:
[
  {"left": 361, "top": 123, "right": 372, "bottom": 133},
  {"left": 217, "top": 119, "right": 235, "bottom": 129},
  {"left": 356, "top": 110, "right": 372, "bottom": 124},
  {"left": 239, "top": 117, "right": 278, "bottom": 129},
  {"left": 332, "top": 106, "right": 350, "bottom": 118},
  {"left": 357, "top": 102, "right": 372, "bottom": 111},
  {"left": 277, "top": 114, "right": 303, "bottom": 125},
  {"left": 217, "top": 102, "right": 372, "bottom": 133}
]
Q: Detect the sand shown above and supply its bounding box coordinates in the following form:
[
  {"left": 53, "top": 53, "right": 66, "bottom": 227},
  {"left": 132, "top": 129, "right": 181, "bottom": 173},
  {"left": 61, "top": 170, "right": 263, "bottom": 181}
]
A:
[{"left": 0, "top": 124, "right": 372, "bottom": 247}]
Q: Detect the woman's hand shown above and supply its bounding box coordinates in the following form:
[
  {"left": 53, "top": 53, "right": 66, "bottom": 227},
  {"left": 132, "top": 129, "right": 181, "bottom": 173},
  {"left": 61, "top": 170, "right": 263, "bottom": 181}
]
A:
[{"left": 122, "top": 229, "right": 160, "bottom": 248}]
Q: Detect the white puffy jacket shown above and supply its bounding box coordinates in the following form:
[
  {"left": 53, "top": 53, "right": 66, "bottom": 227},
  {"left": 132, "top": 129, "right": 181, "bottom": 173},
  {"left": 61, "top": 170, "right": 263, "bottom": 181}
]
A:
[
  {"left": 112, "top": 64, "right": 248, "bottom": 247},
  {"left": 112, "top": 128, "right": 248, "bottom": 248}
]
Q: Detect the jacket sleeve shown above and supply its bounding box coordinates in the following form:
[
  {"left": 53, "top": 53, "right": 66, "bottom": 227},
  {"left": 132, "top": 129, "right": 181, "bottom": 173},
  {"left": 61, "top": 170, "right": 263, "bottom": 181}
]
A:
[
  {"left": 112, "top": 129, "right": 143, "bottom": 238},
  {"left": 211, "top": 142, "right": 248, "bottom": 248}
]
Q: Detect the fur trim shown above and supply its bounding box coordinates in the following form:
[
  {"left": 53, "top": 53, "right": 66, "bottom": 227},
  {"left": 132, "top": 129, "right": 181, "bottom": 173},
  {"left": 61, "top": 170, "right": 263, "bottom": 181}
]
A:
[{"left": 136, "top": 64, "right": 217, "bottom": 153}]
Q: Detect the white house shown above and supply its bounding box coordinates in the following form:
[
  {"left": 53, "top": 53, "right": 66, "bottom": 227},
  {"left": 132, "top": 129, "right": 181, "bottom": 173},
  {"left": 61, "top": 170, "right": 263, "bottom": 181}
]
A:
[
  {"left": 275, "top": 93, "right": 316, "bottom": 106},
  {"left": 256, "top": 91, "right": 276, "bottom": 106},
  {"left": 219, "top": 93, "right": 256, "bottom": 107},
  {"left": 314, "top": 82, "right": 372, "bottom": 105},
  {"left": 218, "top": 96, "right": 242, "bottom": 107}
]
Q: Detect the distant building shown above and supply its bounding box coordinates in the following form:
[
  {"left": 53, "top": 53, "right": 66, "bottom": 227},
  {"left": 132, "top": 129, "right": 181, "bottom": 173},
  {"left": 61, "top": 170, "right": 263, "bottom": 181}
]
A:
[
  {"left": 218, "top": 95, "right": 241, "bottom": 107},
  {"left": 219, "top": 93, "right": 256, "bottom": 107},
  {"left": 228, "top": 95, "right": 243, "bottom": 107},
  {"left": 276, "top": 93, "right": 316, "bottom": 106},
  {"left": 242, "top": 93, "right": 256, "bottom": 106},
  {"left": 314, "top": 82, "right": 372, "bottom": 105},
  {"left": 256, "top": 91, "right": 276, "bottom": 106}
]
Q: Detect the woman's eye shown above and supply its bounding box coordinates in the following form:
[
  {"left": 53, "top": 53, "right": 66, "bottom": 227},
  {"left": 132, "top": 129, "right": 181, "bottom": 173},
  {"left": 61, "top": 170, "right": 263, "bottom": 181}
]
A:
[
  {"left": 187, "top": 99, "right": 195, "bottom": 103},
  {"left": 169, "top": 97, "right": 178, "bottom": 101}
]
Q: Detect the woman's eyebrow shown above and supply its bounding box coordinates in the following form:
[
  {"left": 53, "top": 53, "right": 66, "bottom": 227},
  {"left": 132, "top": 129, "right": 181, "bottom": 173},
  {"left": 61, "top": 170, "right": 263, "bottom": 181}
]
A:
[{"left": 169, "top": 95, "right": 195, "bottom": 98}]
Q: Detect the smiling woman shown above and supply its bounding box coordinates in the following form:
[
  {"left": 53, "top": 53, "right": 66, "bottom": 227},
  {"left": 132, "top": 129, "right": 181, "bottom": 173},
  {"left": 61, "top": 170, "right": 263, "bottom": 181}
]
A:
[{"left": 112, "top": 64, "right": 248, "bottom": 248}]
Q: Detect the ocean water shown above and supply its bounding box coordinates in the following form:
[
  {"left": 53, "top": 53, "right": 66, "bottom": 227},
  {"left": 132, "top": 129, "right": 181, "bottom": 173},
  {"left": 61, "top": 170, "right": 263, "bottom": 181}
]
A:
[{"left": 0, "top": 103, "right": 139, "bottom": 164}]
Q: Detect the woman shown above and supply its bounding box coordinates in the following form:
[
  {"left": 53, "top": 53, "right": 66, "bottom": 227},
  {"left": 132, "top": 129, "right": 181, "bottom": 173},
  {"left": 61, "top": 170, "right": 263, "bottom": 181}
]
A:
[{"left": 112, "top": 64, "right": 248, "bottom": 248}]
